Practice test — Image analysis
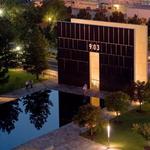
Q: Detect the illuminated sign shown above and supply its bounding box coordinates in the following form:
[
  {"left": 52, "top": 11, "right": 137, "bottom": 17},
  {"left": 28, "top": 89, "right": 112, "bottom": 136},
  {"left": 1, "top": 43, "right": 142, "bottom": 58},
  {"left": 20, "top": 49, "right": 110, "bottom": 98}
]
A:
[{"left": 88, "top": 43, "right": 100, "bottom": 52}]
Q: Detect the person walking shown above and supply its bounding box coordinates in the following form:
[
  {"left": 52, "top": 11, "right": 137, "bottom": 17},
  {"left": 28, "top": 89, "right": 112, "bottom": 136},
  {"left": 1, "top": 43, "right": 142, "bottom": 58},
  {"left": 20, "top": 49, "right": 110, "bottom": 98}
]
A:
[
  {"left": 25, "top": 80, "right": 29, "bottom": 89},
  {"left": 31, "top": 80, "right": 33, "bottom": 88},
  {"left": 29, "top": 80, "right": 33, "bottom": 88},
  {"left": 83, "top": 83, "right": 88, "bottom": 95}
]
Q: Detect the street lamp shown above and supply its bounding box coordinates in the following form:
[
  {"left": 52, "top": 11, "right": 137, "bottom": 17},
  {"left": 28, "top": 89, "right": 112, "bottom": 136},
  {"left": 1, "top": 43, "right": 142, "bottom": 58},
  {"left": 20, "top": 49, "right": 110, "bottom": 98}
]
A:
[
  {"left": 16, "top": 46, "right": 22, "bottom": 51},
  {"left": 47, "top": 16, "right": 53, "bottom": 31},
  {"left": 14, "top": 45, "right": 23, "bottom": 66},
  {"left": 48, "top": 17, "right": 52, "bottom": 23},
  {"left": 113, "top": 4, "right": 120, "bottom": 11},
  {"left": 107, "top": 122, "right": 111, "bottom": 149},
  {"left": 0, "top": 8, "right": 4, "bottom": 17}
]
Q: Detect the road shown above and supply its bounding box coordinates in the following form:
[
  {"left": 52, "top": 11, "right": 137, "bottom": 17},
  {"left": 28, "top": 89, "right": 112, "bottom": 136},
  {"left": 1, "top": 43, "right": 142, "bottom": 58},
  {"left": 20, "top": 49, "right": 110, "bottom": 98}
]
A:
[{"left": 48, "top": 58, "right": 58, "bottom": 71}]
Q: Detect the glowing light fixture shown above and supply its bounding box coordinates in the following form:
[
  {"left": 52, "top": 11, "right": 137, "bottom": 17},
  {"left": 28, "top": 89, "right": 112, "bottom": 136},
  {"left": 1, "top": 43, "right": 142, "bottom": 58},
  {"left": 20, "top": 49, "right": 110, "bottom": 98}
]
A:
[
  {"left": 0, "top": 8, "right": 4, "bottom": 17},
  {"left": 16, "top": 46, "right": 22, "bottom": 51},
  {"left": 113, "top": 4, "right": 120, "bottom": 11},
  {"left": 107, "top": 122, "right": 111, "bottom": 149},
  {"left": 48, "top": 17, "right": 52, "bottom": 22}
]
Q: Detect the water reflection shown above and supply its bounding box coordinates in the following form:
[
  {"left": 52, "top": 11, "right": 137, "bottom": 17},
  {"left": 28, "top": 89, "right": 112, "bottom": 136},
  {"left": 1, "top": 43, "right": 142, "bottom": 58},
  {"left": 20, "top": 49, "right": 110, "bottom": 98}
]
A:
[
  {"left": 59, "top": 91, "right": 90, "bottom": 126},
  {"left": 23, "top": 90, "right": 53, "bottom": 129},
  {"left": 0, "top": 100, "right": 22, "bottom": 134},
  {"left": 0, "top": 90, "right": 101, "bottom": 150}
]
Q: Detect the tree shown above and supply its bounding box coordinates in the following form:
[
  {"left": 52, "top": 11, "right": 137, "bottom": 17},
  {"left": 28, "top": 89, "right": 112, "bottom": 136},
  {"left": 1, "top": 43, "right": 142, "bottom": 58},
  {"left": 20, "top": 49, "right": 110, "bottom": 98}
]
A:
[
  {"left": 41, "top": 0, "right": 67, "bottom": 48},
  {"left": 15, "top": 4, "right": 42, "bottom": 40},
  {"left": 0, "top": 100, "right": 22, "bottom": 134},
  {"left": 77, "top": 9, "right": 91, "bottom": 20},
  {"left": 22, "top": 5, "right": 42, "bottom": 25},
  {"left": 133, "top": 81, "right": 147, "bottom": 112},
  {"left": 126, "top": 81, "right": 150, "bottom": 112},
  {"left": 42, "top": 22, "right": 57, "bottom": 48},
  {"left": 0, "top": 18, "right": 14, "bottom": 83},
  {"left": 132, "top": 123, "right": 150, "bottom": 141},
  {"left": 142, "top": 81, "right": 150, "bottom": 104},
  {"left": 2, "top": 0, "right": 25, "bottom": 23},
  {"left": 105, "top": 91, "right": 130, "bottom": 117},
  {"left": 42, "top": 0, "right": 68, "bottom": 23},
  {"left": 73, "top": 104, "right": 101, "bottom": 136},
  {"left": 0, "top": 18, "right": 14, "bottom": 67},
  {"left": 94, "top": 12, "right": 108, "bottom": 21},
  {"left": 23, "top": 26, "right": 49, "bottom": 79},
  {"left": 23, "top": 90, "right": 53, "bottom": 129},
  {"left": 0, "top": 67, "right": 9, "bottom": 83},
  {"left": 109, "top": 11, "right": 126, "bottom": 23},
  {"left": 66, "top": 6, "right": 72, "bottom": 21},
  {"left": 124, "top": 82, "right": 136, "bottom": 102},
  {"left": 128, "top": 15, "right": 141, "bottom": 24}
]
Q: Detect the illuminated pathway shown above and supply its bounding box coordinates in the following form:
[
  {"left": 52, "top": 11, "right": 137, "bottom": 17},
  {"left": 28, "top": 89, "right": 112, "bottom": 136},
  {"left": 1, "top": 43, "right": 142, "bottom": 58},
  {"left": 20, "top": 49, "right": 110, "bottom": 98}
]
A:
[{"left": 14, "top": 123, "right": 120, "bottom": 150}]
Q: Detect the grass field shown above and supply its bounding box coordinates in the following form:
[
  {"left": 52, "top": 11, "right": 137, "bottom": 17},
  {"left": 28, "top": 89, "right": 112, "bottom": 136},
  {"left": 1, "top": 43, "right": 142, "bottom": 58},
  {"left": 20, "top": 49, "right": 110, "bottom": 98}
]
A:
[
  {"left": 0, "top": 69, "right": 45, "bottom": 94},
  {"left": 84, "top": 103, "right": 150, "bottom": 150}
]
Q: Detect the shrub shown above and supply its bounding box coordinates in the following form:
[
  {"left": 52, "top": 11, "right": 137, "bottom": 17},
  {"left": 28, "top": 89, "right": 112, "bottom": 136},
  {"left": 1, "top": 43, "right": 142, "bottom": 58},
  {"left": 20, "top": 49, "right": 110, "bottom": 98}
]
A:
[{"left": 132, "top": 123, "right": 150, "bottom": 140}]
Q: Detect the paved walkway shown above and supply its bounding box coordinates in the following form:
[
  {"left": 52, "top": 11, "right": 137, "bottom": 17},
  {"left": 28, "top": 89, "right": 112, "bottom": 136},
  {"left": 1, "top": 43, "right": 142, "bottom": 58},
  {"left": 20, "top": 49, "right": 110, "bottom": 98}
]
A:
[
  {"left": 0, "top": 79, "right": 107, "bottom": 104},
  {"left": 14, "top": 123, "right": 120, "bottom": 150}
]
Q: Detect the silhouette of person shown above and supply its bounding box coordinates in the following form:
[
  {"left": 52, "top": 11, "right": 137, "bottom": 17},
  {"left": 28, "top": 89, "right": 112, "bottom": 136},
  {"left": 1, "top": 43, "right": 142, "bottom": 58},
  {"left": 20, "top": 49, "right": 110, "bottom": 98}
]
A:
[
  {"left": 83, "top": 83, "right": 88, "bottom": 95},
  {"left": 25, "top": 81, "right": 29, "bottom": 89}
]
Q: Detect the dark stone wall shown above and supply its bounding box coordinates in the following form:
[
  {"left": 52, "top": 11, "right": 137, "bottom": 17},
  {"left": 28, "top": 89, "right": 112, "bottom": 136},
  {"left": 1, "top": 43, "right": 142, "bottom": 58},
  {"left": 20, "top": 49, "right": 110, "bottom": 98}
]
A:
[{"left": 57, "top": 21, "right": 134, "bottom": 90}]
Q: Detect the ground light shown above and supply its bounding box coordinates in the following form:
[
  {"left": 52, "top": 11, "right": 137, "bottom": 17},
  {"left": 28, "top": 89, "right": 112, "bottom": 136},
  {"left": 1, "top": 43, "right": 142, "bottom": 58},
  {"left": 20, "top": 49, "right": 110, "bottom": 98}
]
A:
[{"left": 107, "top": 122, "right": 111, "bottom": 149}]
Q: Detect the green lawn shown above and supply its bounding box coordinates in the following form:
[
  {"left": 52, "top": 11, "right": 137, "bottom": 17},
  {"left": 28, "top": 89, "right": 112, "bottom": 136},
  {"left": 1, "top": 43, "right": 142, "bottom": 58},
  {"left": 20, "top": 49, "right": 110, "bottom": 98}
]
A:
[
  {"left": 84, "top": 103, "right": 150, "bottom": 150},
  {"left": 0, "top": 69, "right": 45, "bottom": 94}
]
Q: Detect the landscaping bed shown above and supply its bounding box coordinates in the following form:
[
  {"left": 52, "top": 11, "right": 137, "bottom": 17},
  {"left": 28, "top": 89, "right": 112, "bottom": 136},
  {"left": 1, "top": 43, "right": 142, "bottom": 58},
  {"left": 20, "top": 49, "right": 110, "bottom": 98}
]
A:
[{"left": 82, "top": 103, "right": 150, "bottom": 150}]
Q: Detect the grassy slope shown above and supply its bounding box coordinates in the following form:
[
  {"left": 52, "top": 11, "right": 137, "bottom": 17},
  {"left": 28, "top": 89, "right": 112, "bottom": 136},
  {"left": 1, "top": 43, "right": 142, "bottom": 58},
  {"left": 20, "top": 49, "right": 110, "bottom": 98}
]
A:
[
  {"left": 0, "top": 69, "right": 44, "bottom": 94},
  {"left": 85, "top": 103, "right": 150, "bottom": 150}
]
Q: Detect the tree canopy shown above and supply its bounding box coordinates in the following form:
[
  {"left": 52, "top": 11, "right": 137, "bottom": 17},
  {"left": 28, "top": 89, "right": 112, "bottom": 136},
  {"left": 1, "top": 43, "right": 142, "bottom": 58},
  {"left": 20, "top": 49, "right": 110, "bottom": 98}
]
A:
[
  {"left": 0, "top": 18, "right": 14, "bottom": 83},
  {"left": 105, "top": 91, "right": 130, "bottom": 116},
  {"left": 23, "top": 27, "right": 49, "bottom": 79},
  {"left": 128, "top": 15, "right": 142, "bottom": 24},
  {"left": 110, "top": 11, "right": 126, "bottom": 23},
  {"left": 94, "top": 12, "right": 108, "bottom": 21},
  {"left": 73, "top": 104, "right": 102, "bottom": 136},
  {"left": 77, "top": 9, "right": 91, "bottom": 20},
  {"left": 42, "top": 0, "right": 68, "bottom": 24}
]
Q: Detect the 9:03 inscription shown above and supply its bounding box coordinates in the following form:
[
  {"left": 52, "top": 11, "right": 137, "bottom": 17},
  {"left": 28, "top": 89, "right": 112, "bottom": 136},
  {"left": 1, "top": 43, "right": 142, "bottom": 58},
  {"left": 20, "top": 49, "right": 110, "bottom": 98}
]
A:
[{"left": 89, "top": 43, "right": 100, "bottom": 52}]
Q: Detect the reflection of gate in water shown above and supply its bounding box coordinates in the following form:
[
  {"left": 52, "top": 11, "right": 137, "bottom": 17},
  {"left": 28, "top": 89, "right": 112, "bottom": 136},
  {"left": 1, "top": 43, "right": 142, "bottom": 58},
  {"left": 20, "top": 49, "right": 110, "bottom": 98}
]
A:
[
  {"left": 90, "top": 97, "right": 105, "bottom": 108},
  {"left": 90, "top": 97, "right": 100, "bottom": 107}
]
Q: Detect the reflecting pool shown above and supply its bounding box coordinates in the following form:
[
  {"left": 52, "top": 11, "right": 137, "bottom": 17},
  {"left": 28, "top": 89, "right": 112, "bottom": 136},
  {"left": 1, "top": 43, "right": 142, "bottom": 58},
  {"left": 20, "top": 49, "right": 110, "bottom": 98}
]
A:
[{"left": 0, "top": 90, "right": 90, "bottom": 150}]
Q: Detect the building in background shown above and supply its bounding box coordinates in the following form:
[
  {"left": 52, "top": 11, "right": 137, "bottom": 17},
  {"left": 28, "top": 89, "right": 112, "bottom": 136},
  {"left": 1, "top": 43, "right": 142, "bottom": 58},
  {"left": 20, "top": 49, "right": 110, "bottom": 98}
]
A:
[
  {"left": 64, "top": 0, "right": 99, "bottom": 9},
  {"left": 64, "top": 0, "right": 150, "bottom": 9},
  {"left": 126, "top": 5, "right": 150, "bottom": 20},
  {"left": 64, "top": 0, "right": 150, "bottom": 21},
  {"left": 57, "top": 19, "right": 148, "bottom": 91}
]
